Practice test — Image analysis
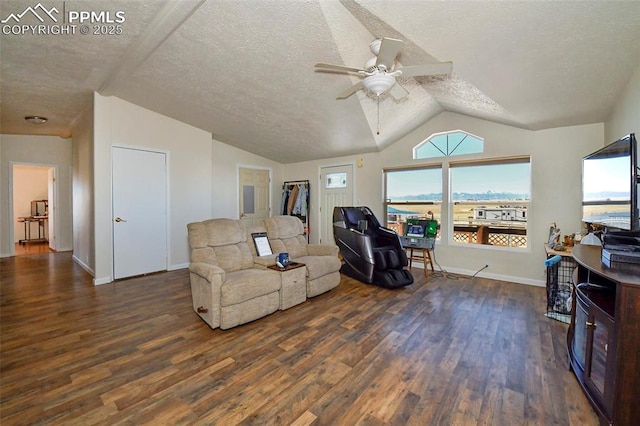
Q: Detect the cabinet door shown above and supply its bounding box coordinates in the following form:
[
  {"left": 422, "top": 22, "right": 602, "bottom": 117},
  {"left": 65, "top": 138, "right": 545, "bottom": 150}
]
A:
[
  {"left": 573, "top": 300, "right": 589, "bottom": 370},
  {"left": 585, "top": 308, "right": 614, "bottom": 415}
]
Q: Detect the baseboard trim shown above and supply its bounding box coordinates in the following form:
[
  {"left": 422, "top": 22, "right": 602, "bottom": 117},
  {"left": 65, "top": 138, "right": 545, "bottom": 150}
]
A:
[
  {"left": 72, "top": 255, "right": 95, "bottom": 276},
  {"left": 93, "top": 276, "right": 112, "bottom": 286},
  {"left": 169, "top": 262, "right": 189, "bottom": 271},
  {"left": 414, "top": 263, "right": 545, "bottom": 287}
]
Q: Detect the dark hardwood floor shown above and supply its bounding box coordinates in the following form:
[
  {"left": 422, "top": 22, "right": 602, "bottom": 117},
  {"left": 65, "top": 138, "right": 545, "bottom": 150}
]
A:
[
  {"left": 13, "top": 241, "right": 52, "bottom": 256},
  {"left": 1, "top": 252, "right": 598, "bottom": 425}
]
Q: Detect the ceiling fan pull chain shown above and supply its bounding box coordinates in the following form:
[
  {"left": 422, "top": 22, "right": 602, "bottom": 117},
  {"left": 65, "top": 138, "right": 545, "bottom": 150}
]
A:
[{"left": 377, "top": 96, "right": 380, "bottom": 135}]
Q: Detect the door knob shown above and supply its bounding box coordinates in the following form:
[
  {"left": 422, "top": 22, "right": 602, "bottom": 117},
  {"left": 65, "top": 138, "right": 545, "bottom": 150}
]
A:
[{"left": 114, "top": 217, "right": 127, "bottom": 223}]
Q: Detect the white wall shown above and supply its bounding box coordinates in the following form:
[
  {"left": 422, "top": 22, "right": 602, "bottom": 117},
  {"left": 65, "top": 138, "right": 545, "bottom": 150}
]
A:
[
  {"left": 93, "top": 93, "right": 213, "bottom": 284},
  {"left": 605, "top": 63, "right": 640, "bottom": 232},
  {"left": 283, "top": 112, "right": 604, "bottom": 286},
  {"left": 13, "top": 165, "right": 48, "bottom": 242},
  {"left": 0, "top": 135, "right": 73, "bottom": 257},
  {"left": 72, "top": 102, "right": 95, "bottom": 274},
  {"left": 605, "top": 64, "right": 640, "bottom": 142},
  {"left": 211, "top": 140, "right": 283, "bottom": 219}
]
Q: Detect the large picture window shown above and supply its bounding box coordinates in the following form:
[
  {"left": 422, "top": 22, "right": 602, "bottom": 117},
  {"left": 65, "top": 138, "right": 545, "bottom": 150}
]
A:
[
  {"left": 450, "top": 158, "right": 530, "bottom": 248},
  {"left": 384, "top": 167, "right": 442, "bottom": 239}
]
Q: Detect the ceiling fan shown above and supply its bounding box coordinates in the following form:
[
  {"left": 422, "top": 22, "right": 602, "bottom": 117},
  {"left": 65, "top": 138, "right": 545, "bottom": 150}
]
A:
[{"left": 315, "top": 37, "right": 452, "bottom": 100}]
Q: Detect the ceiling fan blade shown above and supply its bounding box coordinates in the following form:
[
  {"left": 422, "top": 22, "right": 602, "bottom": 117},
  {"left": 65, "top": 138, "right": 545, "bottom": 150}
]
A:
[
  {"left": 336, "top": 81, "right": 364, "bottom": 99},
  {"left": 375, "top": 38, "right": 403, "bottom": 67},
  {"left": 398, "top": 62, "right": 453, "bottom": 78},
  {"left": 389, "top": 82, "right": 409, "bottom": 100},
  {"left": 315, "top": 63, "right": 365, "bottom": 74}
]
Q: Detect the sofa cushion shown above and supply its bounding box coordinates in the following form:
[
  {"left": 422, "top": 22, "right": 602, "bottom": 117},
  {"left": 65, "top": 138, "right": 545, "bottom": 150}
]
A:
[
  {"left": 265, "top": 215, "right": 310, "bottom": 258},
  {"left": 213, "top": 243, "right": 254, "bottom": 272},
  {"left": 205, "top": 218, "right": 245, "bottom": 246},
  {"left": 190, "top": 246, "right": 217, "bottom": 265},
  {"left": 187, "top": 222, "right": 209, "bottom": 249},
  {"left": 220, "top": 269, "right": 281, "bottom": 306},
  {"left": 188, "top": 219, "right": 244, "bottom": 248},
  {"left": 265, "top": 216, "right": 304, "bottom": 239},
  {"left": 271, "top": 235, "right": 308, "bottom": 258},
  {"left": 293, "top": 255, "right": 342, "bottom": 281},
  {"left": 188, "top": 219, "right": 255, "bottom": 271}
]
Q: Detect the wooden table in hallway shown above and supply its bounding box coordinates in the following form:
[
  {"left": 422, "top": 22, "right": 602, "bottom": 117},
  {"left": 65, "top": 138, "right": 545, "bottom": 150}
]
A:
[{"left": 17, "top": 216, "right": 48, "bottom": 245}]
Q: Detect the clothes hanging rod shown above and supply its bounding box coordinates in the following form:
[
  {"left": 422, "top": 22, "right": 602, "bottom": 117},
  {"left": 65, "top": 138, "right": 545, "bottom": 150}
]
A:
[{"left": 283, "top": 180, "right": 310, "bottom": 185}]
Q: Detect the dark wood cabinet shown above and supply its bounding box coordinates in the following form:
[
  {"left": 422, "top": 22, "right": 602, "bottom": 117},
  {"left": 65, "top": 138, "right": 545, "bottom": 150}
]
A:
[{"left": 568, "top": 245, "right": 640, "bottom": 425}]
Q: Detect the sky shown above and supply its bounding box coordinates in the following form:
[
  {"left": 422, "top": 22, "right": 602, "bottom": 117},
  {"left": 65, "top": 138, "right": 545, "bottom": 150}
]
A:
[
  {"left": 451, "top": 163, "right": 531, "bottom": 194},
  {"left": 583, "top": 155, "right": 630, "bottom": 198},
  {"left": 387, "top": 163, "right": 531, "bottom": 198},
  {"left": 387, "top": 168, "right": 442, "bottom": 197}
]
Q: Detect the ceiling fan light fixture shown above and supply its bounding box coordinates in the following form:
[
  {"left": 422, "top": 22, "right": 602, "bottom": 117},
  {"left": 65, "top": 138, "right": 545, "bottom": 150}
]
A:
[
  {"left": 362, "top": 74, "right": 395, "bottom": 96},
  {"left": 315, "top": 37, "right": 451, "bottom": 101},
  {"left": 25, "top": 115, "right": 48, "bottom": 124},
  {"left": 369, "top": 38, "right": 382, "bottom": 55}
]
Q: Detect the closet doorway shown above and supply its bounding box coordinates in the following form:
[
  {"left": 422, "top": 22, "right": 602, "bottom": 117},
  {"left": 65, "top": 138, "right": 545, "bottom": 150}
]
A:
[
  {"left": 12, "top": 164, "right": 57, "bottom": 255},
  {"left": 112, "top": 147, "right": 167, "bottom": 279}
]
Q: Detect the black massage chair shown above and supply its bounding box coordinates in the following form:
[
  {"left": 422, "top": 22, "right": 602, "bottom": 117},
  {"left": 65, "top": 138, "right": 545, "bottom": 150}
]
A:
[{"left": 333, "top": 206, "right": 413, "bottom": 289}]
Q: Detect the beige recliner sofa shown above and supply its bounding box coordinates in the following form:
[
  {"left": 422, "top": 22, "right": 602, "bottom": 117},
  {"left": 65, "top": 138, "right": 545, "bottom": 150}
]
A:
[
  {"left": 187, "top": 218, "right": 281, "bottom": 330},
  {"left": 263, "top": 216, "right": 341, "bottom": 297}
]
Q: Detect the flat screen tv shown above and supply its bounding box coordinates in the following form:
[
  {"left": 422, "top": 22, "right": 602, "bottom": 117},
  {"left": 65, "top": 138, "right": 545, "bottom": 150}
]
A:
[{"left": 582, "top": 133, "right": 638, "bottom": 231}]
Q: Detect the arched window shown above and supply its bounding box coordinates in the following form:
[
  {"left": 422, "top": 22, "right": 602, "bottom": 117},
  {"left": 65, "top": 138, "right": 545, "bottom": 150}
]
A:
[{"left": 413, "top": 130, "right": 483, "bottom": 159}]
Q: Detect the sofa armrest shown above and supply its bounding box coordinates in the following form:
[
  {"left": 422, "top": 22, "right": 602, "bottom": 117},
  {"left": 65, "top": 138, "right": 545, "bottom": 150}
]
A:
[
  {"left": 307, "top": 244, "right": 339, "bottom": 257},
  {"left": 189, "top": 262, "right": 226, "bottom": 284},
  {"left": 253, "top": 254, "right": 277, "bottom": 268}
]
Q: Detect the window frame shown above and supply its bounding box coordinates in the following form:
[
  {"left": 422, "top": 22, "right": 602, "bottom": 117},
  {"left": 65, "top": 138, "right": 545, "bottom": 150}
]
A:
[
  {"left": 383, "top": 164, "right": 444, "bottom": 240},
  {"left": 448, "top": 156, "right": 531, "bottom": 251},
  {"left": 413, "top": 130, "right": 484, "bottom": 160}
]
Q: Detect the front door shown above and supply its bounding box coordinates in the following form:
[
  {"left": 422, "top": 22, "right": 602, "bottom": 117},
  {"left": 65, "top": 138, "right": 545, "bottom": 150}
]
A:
[
  {"left": 112, "top": 147, "right": 167, "bottom": 279},
  {"left": 239, "top": 167, "right": 270, "bottom": 228},
  {"left": 320, "top": 164, "right": 354, "bottom": 244}
]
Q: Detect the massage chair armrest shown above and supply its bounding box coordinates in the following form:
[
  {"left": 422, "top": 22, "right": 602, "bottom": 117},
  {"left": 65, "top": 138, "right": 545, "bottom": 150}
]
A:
[
  {"left": 375, "top": 227, "right": 403, "bottom": 247},
  {"left": 189, "top": 262, "right": 226, "bottom": 285},
  {"left": 379, "top": 226, "right": 397, "bottom": 235},
  {"left": 307, "top": 244, "right": 339, "bottom": 256}
]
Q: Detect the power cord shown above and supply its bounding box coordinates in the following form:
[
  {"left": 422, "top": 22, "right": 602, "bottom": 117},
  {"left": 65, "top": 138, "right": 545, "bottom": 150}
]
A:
[
  {"left": 472, "top": 264, "right": 490, "bottom": 277},
  {"left": 428, "top": 243, "right": 489, "bottom": 280},
  {"left": 429, "top": 243, "right": 459, "bottom": 280}
]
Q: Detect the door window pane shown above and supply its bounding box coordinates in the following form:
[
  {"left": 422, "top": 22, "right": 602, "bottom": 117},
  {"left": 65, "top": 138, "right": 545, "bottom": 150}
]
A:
[{"left": 325, "top": 172, "right": 347, "bottom": 189}]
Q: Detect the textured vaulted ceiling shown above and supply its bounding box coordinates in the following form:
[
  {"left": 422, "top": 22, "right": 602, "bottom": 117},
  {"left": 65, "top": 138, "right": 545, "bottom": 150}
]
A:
[{"left": 2, "top": 0, "right": 640, "bottom": 163}]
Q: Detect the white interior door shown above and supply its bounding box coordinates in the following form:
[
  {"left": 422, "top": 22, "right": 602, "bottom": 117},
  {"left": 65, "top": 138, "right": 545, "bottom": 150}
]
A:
[
  {"left": 239, "top": 167, "right": 270, "bottom": 228},
  {"left": 112, "top": 147, "right": 167, "bottom": 279},
  {"left": 47, "top": 167, "right": 56, "bottom": 250},
  {"left": 320, "top": 164, "right": 353, "bottom": 244}
]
